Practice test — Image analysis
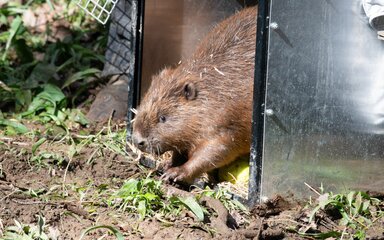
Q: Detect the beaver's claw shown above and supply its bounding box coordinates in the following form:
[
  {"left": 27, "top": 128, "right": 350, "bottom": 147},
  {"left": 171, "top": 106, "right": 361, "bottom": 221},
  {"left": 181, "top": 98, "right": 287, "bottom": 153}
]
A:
[{"left": 160, "top": 166, "right": 188, "bottom": 183}]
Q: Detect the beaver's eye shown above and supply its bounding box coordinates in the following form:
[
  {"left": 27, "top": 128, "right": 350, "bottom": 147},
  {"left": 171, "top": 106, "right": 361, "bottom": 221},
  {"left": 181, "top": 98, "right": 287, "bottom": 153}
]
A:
[{"left": 159, "top": 115, "right": 166, "bottom": 123}]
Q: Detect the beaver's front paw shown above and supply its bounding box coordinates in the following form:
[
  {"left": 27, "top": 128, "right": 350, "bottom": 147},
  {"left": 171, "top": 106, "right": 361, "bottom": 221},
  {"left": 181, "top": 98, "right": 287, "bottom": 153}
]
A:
[
  {"left": 158, "top": 159, "right": 173, "bottom": 173},
  {"left": 160, "top": 166, "right": 191, "bottom": 183}
]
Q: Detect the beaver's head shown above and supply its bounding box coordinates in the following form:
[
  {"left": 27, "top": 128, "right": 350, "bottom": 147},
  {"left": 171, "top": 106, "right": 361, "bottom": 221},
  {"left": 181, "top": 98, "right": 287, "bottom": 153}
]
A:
[{"left": 132, "top": 68, "right": 202, "bottom": 155}]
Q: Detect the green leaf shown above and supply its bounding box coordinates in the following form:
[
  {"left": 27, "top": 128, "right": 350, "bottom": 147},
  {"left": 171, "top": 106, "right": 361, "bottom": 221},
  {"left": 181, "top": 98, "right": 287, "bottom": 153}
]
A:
[
  {"left": 45, "top": 0, "right": 55, "bottom": 10},
  {"left": 347, "top": 191, "right": 355, "bottom": 207},
  {"left": 0, "top": 119, "right": 28, "bottom": 133},
  {"left": 15, "top": 89, "right": 32, "bottom": 111},
  {"left": 38, "top": 84, "right": 66, "bottom": 104},
  {"left": 318, "top": 193, "right": 331, "bottom": 208},
  {"left": 32, "top": 137, "right": 47, "bottom": 154},
  {"left": 353, "top": 192, "right": 363, "bottom": 215},
  {"left": 297, "top": 230, "right": 342, "bottom": 239},
  {"left": 138, "top": 200, "right": 146, "bottom": 220},
  {"left": 2, "top": 15, "right": 22, "bottom": 61},
  {"left": 179, "top": 196, "right": 204, "bottom": 221},
  {"left": 143, "top": 192, "right": 159, "bottom": 201},
  {"left": 62, "top": 68, "right": 100, "bottom": 89},
  {"left": 79, "top": 225, "right": 124, "bottom": 240},
  {"left": 308, "top": 204, "right": 322, "bottom": 223},
  {"left": 69, "top": 109, "right": 89, "bottom": 126},
  {"left": 231, "top": 199, "right": 248, "bottom": 212},
  {"left": 361, "top": 200, "right": 370, "bottom": 213},
  {"left": 37, "top": 215, "right": 45, "bottom": 236},
  {"left": 21, "top": 97, "right": 45, "bottom": 116},
  {"left": 339, "top": 216, "right": 349, "bottom": 226},
  {"left": 103, "top": 141, "right": 124, "bottom": 155},
  {"left": 21, "top": 84, "right": 66, "bottom": 117},
  {"left": 119, "top": 179, "right": 139, "bottom": 195},
  {"left": 68, "top": 144, "right": 77, "bottom": 159},
  {"left": 319, "top": 183, "right": 324, "bottom": 194},
  {"left": 14, "top": 220, "right": 23, "bottom": 230},
  {"left": 340, "top": 210, "right": 353, "bottom": 225}
]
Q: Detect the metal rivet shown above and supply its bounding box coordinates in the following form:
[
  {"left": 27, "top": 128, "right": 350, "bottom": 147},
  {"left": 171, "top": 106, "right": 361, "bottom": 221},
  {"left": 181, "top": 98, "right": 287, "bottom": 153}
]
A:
[
  {"left": 270, "top": 22, "right": 278, "bottom": 29},
  {"left": 265, "top": 109, "right": 274, "bottom": 116}
]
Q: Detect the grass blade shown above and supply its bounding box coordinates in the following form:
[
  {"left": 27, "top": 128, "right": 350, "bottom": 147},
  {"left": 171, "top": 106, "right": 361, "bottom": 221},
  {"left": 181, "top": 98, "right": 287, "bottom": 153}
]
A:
[
  {"left": 45, "top": 0, "right": 55, "bottom": 10},
  {"left": 179, "top": 196, "right": 204, "bottom": 221},
  {"left": 62, "top": 68, "right": 100, "bottom": 89},
  {"left": 79, "top": 225, "right": 124, "bottom": 240},
  {"left": 2, "top": 16, "right": 22, "bottom": 61},
  {"left": 32, "top": 137, "right": 47, "bottom": 154}
]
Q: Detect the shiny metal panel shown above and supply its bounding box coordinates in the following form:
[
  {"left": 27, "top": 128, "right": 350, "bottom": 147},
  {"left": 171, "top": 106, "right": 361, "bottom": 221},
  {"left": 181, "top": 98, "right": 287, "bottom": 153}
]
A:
[{"left": 262, "top": 0, "right": 384, "bottom": 198}]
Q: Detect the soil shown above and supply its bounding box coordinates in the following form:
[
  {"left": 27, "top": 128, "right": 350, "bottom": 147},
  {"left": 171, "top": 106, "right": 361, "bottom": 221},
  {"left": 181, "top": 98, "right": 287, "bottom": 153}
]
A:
[{"left": 0, "top": 122, "right": 383, "bottom": 240}]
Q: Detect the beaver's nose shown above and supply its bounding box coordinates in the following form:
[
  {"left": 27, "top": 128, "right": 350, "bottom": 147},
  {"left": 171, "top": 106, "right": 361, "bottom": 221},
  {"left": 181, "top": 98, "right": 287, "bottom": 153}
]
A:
[{"left": 132, "top": 133, "right": 147, "bottom": 151}]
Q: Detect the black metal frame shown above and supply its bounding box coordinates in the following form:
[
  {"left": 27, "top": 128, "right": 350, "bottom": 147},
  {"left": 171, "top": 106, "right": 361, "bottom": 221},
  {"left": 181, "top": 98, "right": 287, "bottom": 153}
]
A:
[
  {"left": 127, "top": 0, "right": 270, "bottom": 206},
  {"left": 248, "top": 0, "right": 269, "bottom": 206},
  {"left": 127, "top": 0, "right": 145, "bottom": 138}
]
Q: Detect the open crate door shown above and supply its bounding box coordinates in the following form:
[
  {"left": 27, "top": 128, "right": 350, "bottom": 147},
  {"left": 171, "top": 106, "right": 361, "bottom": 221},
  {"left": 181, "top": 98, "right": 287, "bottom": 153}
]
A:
[
  {"left": 251, "top": 0, "right": 384, "bottom": 203},
  {"left": 126, "top": 0, "right": 256, "bottom": 133}
]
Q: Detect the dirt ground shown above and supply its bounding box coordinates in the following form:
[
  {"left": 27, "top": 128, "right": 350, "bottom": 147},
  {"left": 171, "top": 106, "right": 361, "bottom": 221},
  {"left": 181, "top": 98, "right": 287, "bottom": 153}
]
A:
[{"left": 0, "top": 124, "right": 383, "bottom": 240}]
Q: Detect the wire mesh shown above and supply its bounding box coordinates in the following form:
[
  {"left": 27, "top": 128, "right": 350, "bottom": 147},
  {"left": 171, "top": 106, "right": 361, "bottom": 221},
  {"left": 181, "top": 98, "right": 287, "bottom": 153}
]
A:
[
  {"left": 75, "top": 0, "right": 119, "bottom": 24},
  {"left": 102, "top": 0, "right": 133, "bottom": 76}
]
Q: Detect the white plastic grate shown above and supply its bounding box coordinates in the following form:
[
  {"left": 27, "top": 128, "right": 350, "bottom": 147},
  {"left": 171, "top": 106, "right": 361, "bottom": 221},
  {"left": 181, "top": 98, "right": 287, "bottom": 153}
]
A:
[{"left": 75, "top": 0, "right": 118, "bottom": 24}]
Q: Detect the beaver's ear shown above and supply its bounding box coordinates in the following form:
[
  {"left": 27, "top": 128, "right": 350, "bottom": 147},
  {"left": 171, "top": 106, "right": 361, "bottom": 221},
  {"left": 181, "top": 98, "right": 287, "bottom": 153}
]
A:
[{"left": 183, "top": 83, "right": 197, "bottom": 100}]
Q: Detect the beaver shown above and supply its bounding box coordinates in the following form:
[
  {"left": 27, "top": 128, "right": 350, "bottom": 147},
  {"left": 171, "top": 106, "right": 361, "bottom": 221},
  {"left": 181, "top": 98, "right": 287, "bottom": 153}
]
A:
[{"left": 132, "top": 7, "right": 257, "bottom": 183}]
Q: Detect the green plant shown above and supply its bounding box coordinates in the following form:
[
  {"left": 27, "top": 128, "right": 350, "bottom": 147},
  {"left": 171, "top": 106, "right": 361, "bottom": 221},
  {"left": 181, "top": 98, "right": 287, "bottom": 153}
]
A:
[
  {"left": 0, "top": 118, "right": 29, "bottom": 134},
  {"left": 108, "top": 177, "right": 205, "bottom": 221},
  {"left": 30, "top": 151, "right": 66, "bottom": 168},
  {"left": 1, "top": 215, "right": 49, "bottom": 240},
  {"left": 80, "top": 225, "right": 124, "bottom": 240},
  {"left": 0, "top": 0, "right": 106, "bottom": 124},
  {"left": 201, "top": 186, "right": 248, "bottom": 214},
  {"left": 21, "top": 84, "right": 66, "bottom": 118},
  {"left": 307, "top": 191, "right": 383, "bottom": 240},
  {"left": 109, "top": 178, "right": 165, "bottom": 220}
]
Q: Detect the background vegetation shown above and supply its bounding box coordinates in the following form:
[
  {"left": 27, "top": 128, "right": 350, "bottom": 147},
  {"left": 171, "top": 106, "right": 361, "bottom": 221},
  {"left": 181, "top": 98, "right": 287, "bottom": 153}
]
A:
[{"left": 0, "top": 0, "right": 106, "bottom": 134}]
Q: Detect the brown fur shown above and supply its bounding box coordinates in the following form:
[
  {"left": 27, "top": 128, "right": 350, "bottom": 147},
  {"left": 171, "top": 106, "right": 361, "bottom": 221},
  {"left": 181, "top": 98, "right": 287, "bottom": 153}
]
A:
[{"left": 132, "top": 7, "right": 257, "bottom": 183}]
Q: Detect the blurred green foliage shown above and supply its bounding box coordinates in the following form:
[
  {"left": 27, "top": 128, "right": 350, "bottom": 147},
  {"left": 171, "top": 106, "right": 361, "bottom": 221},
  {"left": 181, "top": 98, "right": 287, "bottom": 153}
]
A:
[{"left": 0, "top": 0, "right": 108, "bottom": 133}]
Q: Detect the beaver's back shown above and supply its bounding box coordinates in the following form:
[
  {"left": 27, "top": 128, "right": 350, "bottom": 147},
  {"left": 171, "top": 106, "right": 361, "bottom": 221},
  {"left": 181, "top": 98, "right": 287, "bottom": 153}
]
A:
[{"left": 176, "top": 7, "right": 257, "bottom": 136}]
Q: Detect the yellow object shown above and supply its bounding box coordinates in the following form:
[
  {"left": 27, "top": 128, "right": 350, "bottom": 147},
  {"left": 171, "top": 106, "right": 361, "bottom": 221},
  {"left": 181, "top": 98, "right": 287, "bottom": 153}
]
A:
[{"left": 218, "top": 157, "right": 249, "bottom": 184}]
